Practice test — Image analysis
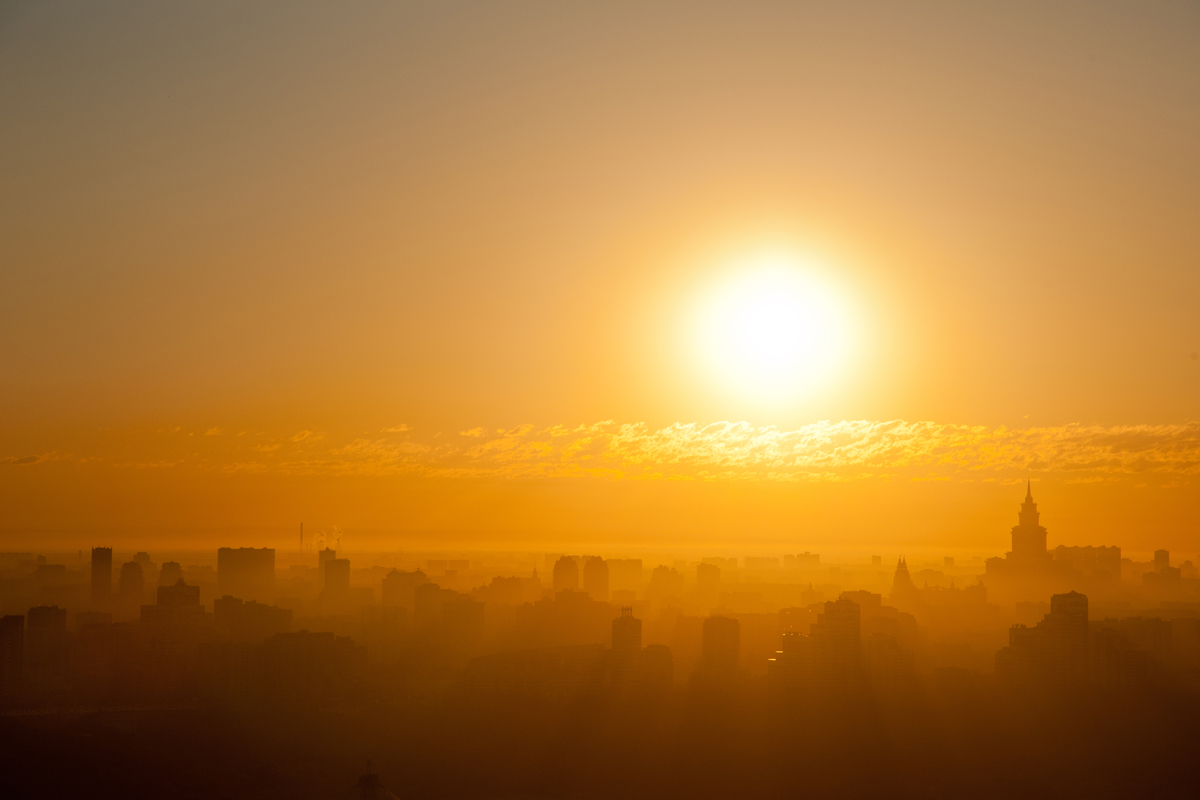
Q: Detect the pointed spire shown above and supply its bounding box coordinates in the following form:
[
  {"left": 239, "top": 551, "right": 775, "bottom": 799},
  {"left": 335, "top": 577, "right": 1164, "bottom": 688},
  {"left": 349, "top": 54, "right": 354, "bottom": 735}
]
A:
[{"left": 1025, "top": 479, "right": 1033, "bottom": 502}]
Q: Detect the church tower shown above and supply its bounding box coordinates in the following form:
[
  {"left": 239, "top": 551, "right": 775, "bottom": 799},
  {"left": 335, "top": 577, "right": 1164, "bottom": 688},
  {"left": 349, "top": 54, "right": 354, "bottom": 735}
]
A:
[
  {"left": 1010, "top": 481, "right": 1049, "bottom": 563},
  {"left": 889, "top": 557, "right": 918, "bottom": 606}
]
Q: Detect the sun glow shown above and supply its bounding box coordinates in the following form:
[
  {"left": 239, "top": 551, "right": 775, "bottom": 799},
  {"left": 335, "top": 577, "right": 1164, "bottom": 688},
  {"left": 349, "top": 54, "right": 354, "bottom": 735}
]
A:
[{"left": 694, "top": 256, "right": 853, "bottom": 404}]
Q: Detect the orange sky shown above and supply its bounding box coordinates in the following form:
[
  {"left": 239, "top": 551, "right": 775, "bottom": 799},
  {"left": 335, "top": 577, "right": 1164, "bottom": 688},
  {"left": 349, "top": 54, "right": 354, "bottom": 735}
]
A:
[{"left": 2, "top": 2, "right": 1199, "bottom": 557}]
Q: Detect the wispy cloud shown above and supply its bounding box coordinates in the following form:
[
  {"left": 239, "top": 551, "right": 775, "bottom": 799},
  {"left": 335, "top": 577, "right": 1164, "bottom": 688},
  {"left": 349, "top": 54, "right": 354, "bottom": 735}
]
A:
[
  {"left": 45, "top": 421, "right": 1200, "bottom": 483},
  {"left": 206, "top": 420, "right": 1200, "bottom": 482}
]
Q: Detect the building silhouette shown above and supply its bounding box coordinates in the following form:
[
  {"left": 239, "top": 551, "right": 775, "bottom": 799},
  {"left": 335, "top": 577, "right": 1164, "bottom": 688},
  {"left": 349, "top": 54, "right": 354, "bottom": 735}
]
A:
[
  {"left": 318, "top": 547, "right": 336, "bottom": 588},
  {"left": 696, "top": 562, "right": 720, "bottom": 604},
  {"left": 553, "top": 556, "right": 579, "bottom": 592},
  {"left": 214, "top": 595, "right": 292, "bottom": 642},
  {"left": 90, "top": 546, "right": 112, "bottom": 605},
  {"left": 700, "top": 616, "right": 740, "bottom": 679},
  {"left": 382, "top": 568, "right": 428, "bottom": 609},
  {"left": 159, "top": 560, "right": 184, "bottom": 586},
  {"left": 118, "top": 561, "right": 145, "bottom": 600},
  {"left": 324, "top": 558, "right": 351, "bottom": 595},
  {"left": 997, "top": 590, "right": 1089, "bottom": 683},
  {"left": 24, "top": 605, "right": 68, "bottom": 686},
  {"left": 889, "top": 557, "right": 917, "bottom": 606},
  {"left": 810, "top": 597, "right": 863, "bottom": 687},
  {"left": 767, "top": 629, "right": 811, "bottom": 690},
  {"left": 0, "top": 615, "right": 23, "bottom": 702},
  {"left": 612, "top": 606, "right": 642, "bottom": 676},
  {"left": 217, "top": 547, "right": 276, "bottom": 601},
  {"left": 141, "top": 579, "right": 205, "bottom": 625},
  {"left": 583, "top": 556, "right": 609, "bottom": 600},
  {"left": 133, "top": 551, "right": 158, "bottom": 585},
  {"left": 1011, "top": 481, "right": 1049, "bottom": 564}
]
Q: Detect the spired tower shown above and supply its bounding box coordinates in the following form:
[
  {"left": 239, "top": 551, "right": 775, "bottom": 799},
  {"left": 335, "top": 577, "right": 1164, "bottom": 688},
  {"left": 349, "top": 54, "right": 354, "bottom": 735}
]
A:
[
  {"left": 889, "top": 557, "right": 919, "bottom": 607},
  {"left": 1010, "top": 481, "right": 1049, "bottom": 563}
]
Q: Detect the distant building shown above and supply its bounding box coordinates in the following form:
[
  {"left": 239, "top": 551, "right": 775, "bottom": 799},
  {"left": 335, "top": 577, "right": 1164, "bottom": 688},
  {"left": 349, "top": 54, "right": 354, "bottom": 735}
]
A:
[
  {"left": 133, "top": 552, "right": 158, "bottom": 585},
  {"left": 0, "top": 615, "right": 23, "bottom": 702},
  {"left": 1143, "top": 549, "right": 1182, "bottom": 589},
  {"left": 810, "top": 597, "right": 863, "bottom": 686},
  {"left": 607, "top": 559, "right": 643, "bottom": 593},
  {"left": 159, "top": 560, "right": 184, "bottom": 586},
  {"left": 318, "top": 547, "right": 337, "bottom": 588},
  {"left": 700, "top": 616, "right": 740, "bottom": 679},
  {"left": 25, "top": 605, "right": 68, "bottom": 682},
  {"left": 647, "top": 565, "right": 685, "bottom": 599},
  {"left": 382, "top": 568, "right": 428, "bottom": 608},
  {"left": 996, "top": 590, "right": 1089, "bottom": 684},
  {"left": 985, "top": 486, "right": 1120, "bottom": 596},
  {"left": 141, "top": 579, "right": 206, "bottom": 625},
  {"left": 214, "top": 595, "right": 292, "bottom": 642},
  {"left": 582, "top": 557, "right": 609, "bottom": 601},
  {"left": 696, "top": 563, "right": 720, "bottom": 605},
  {"left": 91, "top": 547, "right": 112, "bottom": 604},
  {"left": 889, "top": 558, "right": 917, "bottom": 606},
  {"left": 324, "top": 558, "right": 351, "bottom": 595},
  {"left": 217, "top": 547, "right": 276, "bottom": 600},
  {"left": 612, "top": 606, "right": 642, "bottom": 675},
  {"left": 1054, "top": 546, "right": 1121, "bottom": 583},
  {"left": 767, "top": 629, "right": 810, "bottom": 690},
  {"left": 118, "top": 561, "right": 145, "bottom": 599},
  {"left": 553, "top": 556, "right": 579, "bottom": 592}
]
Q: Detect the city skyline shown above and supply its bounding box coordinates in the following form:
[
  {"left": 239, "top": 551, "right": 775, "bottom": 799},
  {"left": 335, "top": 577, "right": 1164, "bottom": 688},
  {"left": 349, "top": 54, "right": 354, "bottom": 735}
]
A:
[{"left": 2, "top": 3, "right": 1198, "bottom": 798}]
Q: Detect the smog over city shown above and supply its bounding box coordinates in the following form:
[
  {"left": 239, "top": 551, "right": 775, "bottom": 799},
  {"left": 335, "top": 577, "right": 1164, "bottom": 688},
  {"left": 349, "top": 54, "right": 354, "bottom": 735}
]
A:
[{"left": 3, "top": 2, "right": 1200, "bottom": 798}]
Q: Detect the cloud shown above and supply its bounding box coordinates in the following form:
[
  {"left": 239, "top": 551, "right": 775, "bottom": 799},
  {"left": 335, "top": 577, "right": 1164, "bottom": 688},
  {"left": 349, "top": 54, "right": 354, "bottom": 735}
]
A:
[
  {"left": 205, "top": 427, "right": 222, "bottom": 436},
  {"left": 381, "top": 424, "right": 410, "bottom": 433},
  {"left": 1, "top": 455, "right": 41, "bottom": 465},
  {"left": 60, "top": 420, "right": 1200, "bottom": 483}
]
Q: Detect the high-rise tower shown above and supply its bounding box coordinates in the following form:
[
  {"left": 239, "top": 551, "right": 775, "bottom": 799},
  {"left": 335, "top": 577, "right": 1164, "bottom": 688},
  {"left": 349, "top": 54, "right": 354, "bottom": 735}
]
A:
[
  {"left": 1010, "top": 481, "right": 1049, "bottom": 563},
  {"left": 91, "top": 547, "right": 113, "bottom": 604}
]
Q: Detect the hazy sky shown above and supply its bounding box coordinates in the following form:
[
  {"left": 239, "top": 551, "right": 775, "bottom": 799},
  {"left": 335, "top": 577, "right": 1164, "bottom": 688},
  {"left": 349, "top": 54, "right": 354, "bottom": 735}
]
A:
[{"left": 2, "top": 2, "right": 1199, "bottom": 554}]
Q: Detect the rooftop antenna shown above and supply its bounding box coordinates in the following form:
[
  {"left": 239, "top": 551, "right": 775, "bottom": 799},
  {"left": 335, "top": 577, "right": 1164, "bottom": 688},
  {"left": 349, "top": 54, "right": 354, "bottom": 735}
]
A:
[{"left": 301, "top": 522, "right": 304, "bottom": 553}]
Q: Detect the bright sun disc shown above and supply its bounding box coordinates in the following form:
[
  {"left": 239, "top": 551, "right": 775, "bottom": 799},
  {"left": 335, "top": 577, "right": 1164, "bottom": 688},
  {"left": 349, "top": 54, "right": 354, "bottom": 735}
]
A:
[{"left": 695, "top": 257, "right": 851, "bottom": 403}]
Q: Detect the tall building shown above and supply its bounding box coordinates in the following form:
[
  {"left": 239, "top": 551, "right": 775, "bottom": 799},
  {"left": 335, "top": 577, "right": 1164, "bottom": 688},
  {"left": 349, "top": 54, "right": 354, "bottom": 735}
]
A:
[
  {"left": 159, "top": 560, "right": 184, "bottom": 586},
  {"left": 889, "top": 557, "right": 917, "bottom": 606},
  {"left": 701, "top": 616, "right": 740, "bottom": 678},
  {"left": 607, "top": 559, "right": 643, "bottom": 593},
  {"left": 553, "top": 556, "right": 579, "bottom": 592},
  {"left": 696, "top": 563, "right": 720, "bottom": 601},
  {"left": 382, "top": 568, "right": 428, "bottom": 608},
  {"left": 1011, "top": 481, "right": 1049, "bottom": 564},
  {"left": 612, "top": 607, "right": 642, "bottom": 653},
  {"left": 996, "top": 590, "right": 1090, "bottom": 683},
  {"left": 324, "top": 558, "right": 351, "bottom": 596},
  {"left": 214, "top": 595, "right": 292, "bottom": 642},
  {"left": 133, "top": 552, "right": 158, "bottom": 585},
  {"left": 810, "top": 597, "right": 863, "bottom": 686},
  {"left": 24, "top": 605, "right": 68, "bottom": 682},
  {"left": 318, "top": 547, "right": 337, "bottom": 588},
  {"left": 90, "top": 547, "right": 112, "bottom": 604},
  {"left": 582, "top": 556, "right": 609, "bottom": 600},
  {"left": 118, "top": 561, "right": 145, "bottom": 599},
  {"left": 141, "top": 579, "right": 205, "bottom": 625},
  {"left": 217, "top": 547, "right": 276, "bottom": 601},
  {"left": 767, "top": 629, "right": 810, "bottom": 689},
  {"left": 0, "top": 615, "right": 22, "bottom": 702}
]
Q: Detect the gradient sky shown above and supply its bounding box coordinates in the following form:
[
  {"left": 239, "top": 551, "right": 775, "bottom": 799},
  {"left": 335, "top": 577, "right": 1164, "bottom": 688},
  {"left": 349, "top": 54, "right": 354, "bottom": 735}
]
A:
[{"left": 2, "top": 1, "right": 1199, "bottom": 556}]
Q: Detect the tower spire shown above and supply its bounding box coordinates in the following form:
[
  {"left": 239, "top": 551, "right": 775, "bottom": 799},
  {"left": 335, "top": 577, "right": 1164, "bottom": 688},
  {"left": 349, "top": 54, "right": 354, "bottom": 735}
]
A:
[{"left": 1025, "top": 479, "right": 1033, "bottom": 502}]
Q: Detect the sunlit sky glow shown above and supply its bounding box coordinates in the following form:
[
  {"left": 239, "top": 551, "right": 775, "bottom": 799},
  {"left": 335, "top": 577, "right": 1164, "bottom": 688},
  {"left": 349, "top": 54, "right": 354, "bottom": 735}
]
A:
[
  {"left": 2, "top": 1, "right": 1199, "bottom": 554},
  {"left": 693, "top": 256, "right": 853, "bottom": 406}
]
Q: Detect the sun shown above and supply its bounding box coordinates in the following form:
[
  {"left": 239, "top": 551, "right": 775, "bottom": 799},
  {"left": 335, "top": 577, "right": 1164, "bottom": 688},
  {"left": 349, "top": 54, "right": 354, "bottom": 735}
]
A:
[{"left": 693, "top": 255, "right": 852, "bottom": 405}]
